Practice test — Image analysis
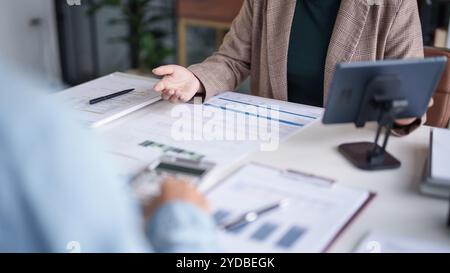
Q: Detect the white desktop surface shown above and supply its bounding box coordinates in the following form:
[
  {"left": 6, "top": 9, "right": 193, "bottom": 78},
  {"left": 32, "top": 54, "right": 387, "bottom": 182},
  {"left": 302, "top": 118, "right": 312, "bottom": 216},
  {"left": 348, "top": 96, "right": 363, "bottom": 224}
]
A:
[
  {"left": 246, "top": 121, "right": 450, "bottom": 252},
  {"left": 97, "top": 100, "right": 450, "bottom": 252}
]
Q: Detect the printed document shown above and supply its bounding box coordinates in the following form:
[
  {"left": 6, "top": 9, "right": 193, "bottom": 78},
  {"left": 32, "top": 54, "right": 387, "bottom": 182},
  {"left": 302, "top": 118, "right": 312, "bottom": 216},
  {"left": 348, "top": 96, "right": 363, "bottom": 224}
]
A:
[
  {"left": 53, "top": 72, "right": 161, "bottom": 128},
  {"left": 101, "top": 92, "right": 323, "bottom": 181}
]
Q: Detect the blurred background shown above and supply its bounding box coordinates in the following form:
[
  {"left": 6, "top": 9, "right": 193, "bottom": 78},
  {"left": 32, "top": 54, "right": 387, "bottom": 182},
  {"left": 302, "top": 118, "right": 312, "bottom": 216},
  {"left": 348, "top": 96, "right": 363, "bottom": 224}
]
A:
[{"left": 0, "top": 0, "right": 449, "bottom": 91}]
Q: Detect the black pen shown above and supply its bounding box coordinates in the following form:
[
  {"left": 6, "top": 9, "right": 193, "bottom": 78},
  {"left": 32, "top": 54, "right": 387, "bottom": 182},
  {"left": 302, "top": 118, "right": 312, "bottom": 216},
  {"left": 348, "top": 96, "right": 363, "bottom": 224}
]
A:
[{"left": 89, "top": 88, "right": 135, "bottom": 105}]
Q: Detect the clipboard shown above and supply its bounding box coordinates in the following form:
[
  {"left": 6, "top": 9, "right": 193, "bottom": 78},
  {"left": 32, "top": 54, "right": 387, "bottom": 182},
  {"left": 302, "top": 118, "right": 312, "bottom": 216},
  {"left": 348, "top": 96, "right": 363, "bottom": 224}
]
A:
[{"left": 207, "top": 162, "right": 376, "bottom": 253}]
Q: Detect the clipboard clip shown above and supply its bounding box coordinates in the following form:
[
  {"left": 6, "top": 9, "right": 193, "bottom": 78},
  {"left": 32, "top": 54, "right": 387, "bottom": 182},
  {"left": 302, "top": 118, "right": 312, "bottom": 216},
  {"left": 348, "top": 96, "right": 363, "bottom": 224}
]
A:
[{"left": 281, "top": 169, "right": 335, "bottom": 188}]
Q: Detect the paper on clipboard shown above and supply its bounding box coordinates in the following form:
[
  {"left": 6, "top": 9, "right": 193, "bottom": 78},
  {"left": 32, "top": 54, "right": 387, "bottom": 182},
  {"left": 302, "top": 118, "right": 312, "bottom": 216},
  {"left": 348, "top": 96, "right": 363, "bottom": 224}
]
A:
[{"left": 207, "top": 163, "right": 374, "bottom": 253}]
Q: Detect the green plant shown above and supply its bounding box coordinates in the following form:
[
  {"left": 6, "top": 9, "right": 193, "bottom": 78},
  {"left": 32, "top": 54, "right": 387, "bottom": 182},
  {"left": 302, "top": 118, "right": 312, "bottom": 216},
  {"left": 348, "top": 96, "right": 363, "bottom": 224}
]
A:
[{"left": 89, "top": 0, "right": 174, "bottom": 71}]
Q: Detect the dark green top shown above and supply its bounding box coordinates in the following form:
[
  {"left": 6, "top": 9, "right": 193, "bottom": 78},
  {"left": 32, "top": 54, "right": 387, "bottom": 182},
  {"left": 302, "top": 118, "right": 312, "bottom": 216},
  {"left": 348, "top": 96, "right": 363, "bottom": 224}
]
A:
[{"left": 287, "top": 0, "right": 341, "bottom": 107}]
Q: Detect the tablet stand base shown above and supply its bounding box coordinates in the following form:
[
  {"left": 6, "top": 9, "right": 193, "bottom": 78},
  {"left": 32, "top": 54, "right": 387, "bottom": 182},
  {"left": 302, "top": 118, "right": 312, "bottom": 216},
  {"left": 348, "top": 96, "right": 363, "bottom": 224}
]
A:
[
  {"left": 339, "top": 142, "right": 401, "bottom": 171},
  {"left": 338, "top": 75, "right": 407, "bottom": 171}
]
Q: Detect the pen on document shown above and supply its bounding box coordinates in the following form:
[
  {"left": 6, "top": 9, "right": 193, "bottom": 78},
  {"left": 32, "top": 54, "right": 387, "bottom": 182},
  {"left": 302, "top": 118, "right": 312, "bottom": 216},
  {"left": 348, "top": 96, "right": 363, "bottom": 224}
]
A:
[
  {"left": 89, "top": 88, "right": 135, "bottom": 105},
  {"left": 221, "top": 199, "right": 289, "bottom": 231}
]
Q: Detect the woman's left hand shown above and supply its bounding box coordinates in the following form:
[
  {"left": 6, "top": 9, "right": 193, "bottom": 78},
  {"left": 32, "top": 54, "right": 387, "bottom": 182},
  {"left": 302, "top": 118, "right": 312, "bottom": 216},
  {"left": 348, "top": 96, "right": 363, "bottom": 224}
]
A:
[{"left": 394, "top": 98, "right": 434, "bottom": 126}]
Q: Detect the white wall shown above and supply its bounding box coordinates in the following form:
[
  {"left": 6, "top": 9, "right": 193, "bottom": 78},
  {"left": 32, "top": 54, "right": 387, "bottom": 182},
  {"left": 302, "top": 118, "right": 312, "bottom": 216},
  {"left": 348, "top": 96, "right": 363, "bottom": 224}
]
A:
[{"left": 0, "top": 0, "right": 62, "bottom": 87}]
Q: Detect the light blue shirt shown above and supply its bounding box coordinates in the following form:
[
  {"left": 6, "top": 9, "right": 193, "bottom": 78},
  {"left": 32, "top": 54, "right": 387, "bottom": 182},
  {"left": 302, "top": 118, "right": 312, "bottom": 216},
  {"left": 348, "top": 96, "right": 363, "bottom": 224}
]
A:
[{"left": 0, "top": 66, "right": 216, "bottom": 253}]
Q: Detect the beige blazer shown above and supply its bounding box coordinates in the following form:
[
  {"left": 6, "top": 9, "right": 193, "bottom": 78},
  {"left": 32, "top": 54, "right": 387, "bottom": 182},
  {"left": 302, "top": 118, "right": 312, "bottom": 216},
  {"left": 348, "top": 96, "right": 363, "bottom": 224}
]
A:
[{"left": 189, "top": 0, "right": 424, "bottom": 104}]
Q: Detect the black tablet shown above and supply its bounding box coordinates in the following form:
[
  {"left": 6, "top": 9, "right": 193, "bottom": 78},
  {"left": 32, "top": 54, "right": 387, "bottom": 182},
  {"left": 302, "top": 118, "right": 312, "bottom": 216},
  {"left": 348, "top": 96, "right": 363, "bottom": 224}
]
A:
[{"left": 323, "top": 57, "right": 447, "bottom": 126}]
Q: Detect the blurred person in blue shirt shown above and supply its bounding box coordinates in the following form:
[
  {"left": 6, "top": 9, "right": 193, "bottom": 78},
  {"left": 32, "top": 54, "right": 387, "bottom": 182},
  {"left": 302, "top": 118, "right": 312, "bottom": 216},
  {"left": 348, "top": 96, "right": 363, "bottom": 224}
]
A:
[{"left": 0, "top": 64, "right": 216, "bottom": 253}]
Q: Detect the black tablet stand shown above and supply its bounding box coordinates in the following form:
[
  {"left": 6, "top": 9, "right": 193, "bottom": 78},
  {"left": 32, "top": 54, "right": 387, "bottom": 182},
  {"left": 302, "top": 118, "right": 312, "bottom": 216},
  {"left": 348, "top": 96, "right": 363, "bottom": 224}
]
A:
[{"left": 339, "top": 75, "right": 409, "bottom": 171}]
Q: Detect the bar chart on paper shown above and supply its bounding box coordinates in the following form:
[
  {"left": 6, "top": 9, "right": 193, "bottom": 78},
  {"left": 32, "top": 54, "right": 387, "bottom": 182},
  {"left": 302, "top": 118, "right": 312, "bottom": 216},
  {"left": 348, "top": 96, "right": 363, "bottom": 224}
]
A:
[
  {"left": 213, "top": 208, "right": 309, "bottom": 250},
  {"left": 208, "top": 164, "right": 372, "bottom": 253}
]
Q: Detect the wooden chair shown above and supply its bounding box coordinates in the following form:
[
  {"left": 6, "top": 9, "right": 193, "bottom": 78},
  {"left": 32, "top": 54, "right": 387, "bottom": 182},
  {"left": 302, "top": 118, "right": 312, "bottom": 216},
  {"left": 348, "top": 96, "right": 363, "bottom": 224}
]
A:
[{"left": 425, "top": 47, "right": 450, "bottom": 128}]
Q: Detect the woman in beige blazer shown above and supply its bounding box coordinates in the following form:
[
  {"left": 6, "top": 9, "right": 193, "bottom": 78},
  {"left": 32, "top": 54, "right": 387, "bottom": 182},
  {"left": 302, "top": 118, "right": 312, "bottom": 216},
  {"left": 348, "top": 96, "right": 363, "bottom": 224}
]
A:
[{"left": 153, "top": 0, "right": 426, "bottom": 133}]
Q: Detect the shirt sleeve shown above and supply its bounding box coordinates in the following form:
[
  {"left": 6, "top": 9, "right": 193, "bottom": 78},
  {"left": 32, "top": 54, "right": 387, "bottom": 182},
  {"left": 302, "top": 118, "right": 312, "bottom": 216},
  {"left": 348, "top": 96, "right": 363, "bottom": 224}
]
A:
[
  {"left": 0, "top": 94, "right": 150, "bottom": 252},
  {"left": 147, "top": 201, "right": 218, "bottom": 253},
  {"left": 0, "top": 72, "right": 216, "bottom": 253}
]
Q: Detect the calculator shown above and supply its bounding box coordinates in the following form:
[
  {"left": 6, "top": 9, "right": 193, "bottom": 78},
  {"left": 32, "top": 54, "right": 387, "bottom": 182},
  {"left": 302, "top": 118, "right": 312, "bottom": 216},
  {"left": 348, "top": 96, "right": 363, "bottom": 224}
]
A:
[{"left": 130, "top": 155, "right": 216, "bottom": 201}]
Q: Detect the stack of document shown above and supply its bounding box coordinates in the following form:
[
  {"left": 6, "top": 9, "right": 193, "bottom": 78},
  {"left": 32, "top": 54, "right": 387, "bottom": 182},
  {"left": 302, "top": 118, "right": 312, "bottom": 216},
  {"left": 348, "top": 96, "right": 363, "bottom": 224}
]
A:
[{"left": 421, "top": 128, "right": 450, "bottom": 199}]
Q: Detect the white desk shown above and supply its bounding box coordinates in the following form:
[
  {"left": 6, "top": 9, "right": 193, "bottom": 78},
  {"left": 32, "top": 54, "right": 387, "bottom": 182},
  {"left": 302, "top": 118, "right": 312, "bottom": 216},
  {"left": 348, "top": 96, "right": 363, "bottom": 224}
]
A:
[
  {"left": 247, "top": 122, "right": 450, "bottom": 252},
  {"left": 98, "top": 100, "right": 450, "bottom": 252}
]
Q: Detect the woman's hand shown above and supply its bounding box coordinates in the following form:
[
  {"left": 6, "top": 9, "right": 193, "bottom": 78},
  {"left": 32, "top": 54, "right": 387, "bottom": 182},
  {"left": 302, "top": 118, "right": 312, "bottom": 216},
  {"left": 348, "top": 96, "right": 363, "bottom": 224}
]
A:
[
  {"left": 152, "top": 65, "right": 203, "bottom": 103},
  {"left": 394, "top": 98, "right": 434, "bottom": 126},
  {"left": 143, "top": 177, "right": 209, "bottom": 220}
]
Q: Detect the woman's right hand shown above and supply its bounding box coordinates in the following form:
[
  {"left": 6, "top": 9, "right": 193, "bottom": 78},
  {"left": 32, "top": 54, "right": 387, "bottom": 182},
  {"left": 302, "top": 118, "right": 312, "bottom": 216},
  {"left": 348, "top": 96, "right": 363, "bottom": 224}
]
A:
[
  {"left": 152, "top": 65, "right": 203, "bottom": 103},
  {"left": 143, "top": 177, "right": 210, "bottom": 220}
]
